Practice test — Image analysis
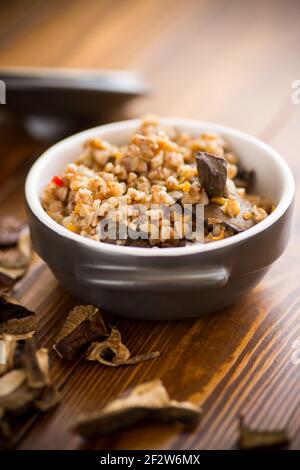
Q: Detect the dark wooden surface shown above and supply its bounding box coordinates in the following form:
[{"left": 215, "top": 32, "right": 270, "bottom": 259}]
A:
[{"left": 0, "top": 0, "right": 300, "bottom": 450}]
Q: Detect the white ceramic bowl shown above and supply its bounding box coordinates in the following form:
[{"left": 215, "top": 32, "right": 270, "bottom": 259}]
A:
[{"left": 25, "top": 119, "right": 295, "bottom": 319}]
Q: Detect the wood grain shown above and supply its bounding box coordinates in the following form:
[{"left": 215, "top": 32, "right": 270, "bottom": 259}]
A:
[{"left": 0, "top": 0, "right": 300, "bottom": 450}]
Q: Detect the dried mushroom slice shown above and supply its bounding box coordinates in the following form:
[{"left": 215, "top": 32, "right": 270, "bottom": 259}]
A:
[
  {"left": 204, "top": 195, "right": 255, "bottom": 233},
  {"left": 160, "top": 239, "right": 185, "bottom": 248},
  {"left": 86, "top": 327, "right": 129, "bottom": 365},
  {"left": 53, "top": 305, "right": 107, "bottom": 360},
  {"left": 0, "top": 335, "right": 17, "bottom": 377},
  {"left": 0, "top": 337, "right": 60, "bottom": 441},
  {"left": 0, "top": 216, "right": 25, "bottom": 247},
  {"left": 0, "top": 227, "right": 32, "bottom": 287},
  {"left": 234, "top": 167, "right": 255, "bottom": 190},
  {"left": 0, "top": 335, "right": 28, "bottom": 375},
  {"left": 0, "top": 251, "right": 23, "bottom": 270},
  {"left": 0, "top": 369, "right": 40, "bottom": 416},
  {"left": 239, "top": 417, "right": 289, "bottom": 450},
  {"left": 0, "top": 228, "right": 31, "bottom": 270},
  {"left": 0, "top": 381, "right": 40, "bottom": 416},
  {"left": 17, "top": 227, "right": 32, "bottom": 261},
  {"left": 196, "top": 151, "right": 228, "bottom": 198},
  {"left": 0, "top": 369, "right": 26, "bottom": 398},
  {"left": 125, "top": 239, "right": 151, "bottom": 248},
  {"left": 0, "top": 371, "right": 59, "bottom": 419},
  {"left": 22, "top": 339, "right": 50, "bottom": 389},
  {"left": 72, "top": 380, "right": 201, "bottom": 438},
  {"left": 0, "top": 293, "right": 37, "bottom": 338},
  {"left": 86, "top": 327, "right": 159, "bottom": 367},
  {"left": 0, "top": 267, "right": 28, "bottom": 288}
]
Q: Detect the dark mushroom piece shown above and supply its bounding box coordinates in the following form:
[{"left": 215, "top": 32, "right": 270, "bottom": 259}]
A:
[
  {"left": 72, "top": 380, "right": 201, "bottom": 438},
  {"left": 0, "top": 369, "right": 39, "bottom": 415},
  {"left": 196, "top": 151, "right": 257, "bottom": 233},
  {"left": 0, "top": 293, "right": 36, "bottom": 339},
  {"left": 0, "top": 227, "right": 32, "bottom": 287},
  {"left": 0, "top": 335, "right": 17, "bottom": 377},
  {"left": 86, "top": 327, "right": 159, "bottom": 367},
  {"left": 160, "top": 239, "right": 186, "bottom": 248},
  {"left": 196, "top": 151, "right": 228, "bottom": 198},
  {"left": 0, "top": 335, "right": 34, "bottom": 376},
  {"left": 0, "top": 227, "right": 31, "bottom": 270},
  {"left": 0, "top": 369, "right": 56, "bottom": 418},
  {"left": 239, "top": 417, "right": 289, "bottom": 450},
  {"left": 125, "top": 239, "right": 151, "bottom": 248},
  {"left": 22, "top": 338, "right": 50, "bottom": 389},
  {"left": 53, "top": 305, "right": 108, "bottom": 360},
  {"left": 234, "top": 168, "right": 255, "bottom": 191},
  {"left": 0, "top": 216, "right": 25, "bottom": 247},
  {"left": 204, "top": 195, "right": 255, "bottom": 233},
  {"left": 0, "top": 269, "right": 26, "bottom": 288},
  {"left": 0, "top": 337, "right": 60, "bottom": 448}
]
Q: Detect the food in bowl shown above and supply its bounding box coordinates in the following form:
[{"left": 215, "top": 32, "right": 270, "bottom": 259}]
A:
[{"left": 41, "top": 116, "right": 273, "bottom": 248}]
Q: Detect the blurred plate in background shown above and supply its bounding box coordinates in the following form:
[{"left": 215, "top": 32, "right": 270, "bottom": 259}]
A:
[{"left": 0, "top": 67, "right": 150, "bottom": 141}]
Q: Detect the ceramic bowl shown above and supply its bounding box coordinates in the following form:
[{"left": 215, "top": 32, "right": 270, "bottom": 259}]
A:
[{"left": 25, "top": 119, "right": 295, "bottom": 319}]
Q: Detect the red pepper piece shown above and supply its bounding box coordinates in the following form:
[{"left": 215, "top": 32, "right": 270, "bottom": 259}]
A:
[{"left": 51, "top": 175, "right": 63, "bottom": 186}]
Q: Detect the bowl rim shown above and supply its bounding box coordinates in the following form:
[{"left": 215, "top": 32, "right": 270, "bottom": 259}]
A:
[{"left": 25, "top": 118, "right": 295, "bottom": 258}]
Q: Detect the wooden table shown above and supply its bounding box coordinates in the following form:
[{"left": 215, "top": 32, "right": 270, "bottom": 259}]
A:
[{"left": 0, "top": 0, "right": 300, "bottom": 450}]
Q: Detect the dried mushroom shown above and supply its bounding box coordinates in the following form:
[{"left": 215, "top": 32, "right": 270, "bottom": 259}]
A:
[
  {"left": 0, "top": 369, "right": 27, "bottom": 399},
  {"left": 160, "top": 239, "right": 186, "bottom": 248},
  {"left": 0, "top": 370, "right": 39, "bottom": 415},
  {"left": 0, "top": 335, "right": 17, "bottom": 377},
  {"left": 54, "top": 306, "right": 160, "bottom": 366},
  {"left": 86, "top": 327, "right": 159, "bottom": 367},
  {"left": 234, "top": 168, "right": 255, "bottom": 190},
  {"left": 125, "top": 239, "right": 151, "bottom": 248},
  {"left": 53, "top": 305, "right": 107, "bottom": 360},
  {"left": 196, "top": 152, "right": 228, "bottom": 198},
  {"left": 22, "top": 339, "right": 50, "bottom": 389},
  {"left": 0, "top": 270, "right": 25, "bottom": 288},
  {"left": 0, "top": 293, "right": 37, "bottom": 338},
  {"left": 0, "top": 228, "right": 31, "bottom": 269},
  {"left": 0, "top": 337, "right": 60, "bottom": 447},
  {"left": 239, "top": 417, "right": 289, "bottom": 450},
  {"left": 0, "top": 226, "right": 32, "bottom": 287},
  {"left": 73, "top": 380, "right": 201, "bottom": 438},
  {"left": 205, "top": 195, "right": 255, "bottom": 233},
  {"left": 0, "top": 216, "right": 25, "bottom": 247}
]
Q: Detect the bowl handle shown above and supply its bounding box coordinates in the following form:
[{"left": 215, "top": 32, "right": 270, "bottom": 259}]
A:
[{"left": 75, "top": 265, "right": 229, "bottom": 291}]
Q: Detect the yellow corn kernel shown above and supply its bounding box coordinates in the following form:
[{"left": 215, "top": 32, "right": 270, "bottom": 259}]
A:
[
  {"left": 88, "top": 138, "right": 102, "bottom": 149},
  {"left": 206, "top": 228, "right": 225, "bottom": 242},
  {"left": 67, "top": 223, "right": 80, "bottom": 233},
  {"left": 213, "top": 229, "right": 225, "bottom": 241},
  {"left": 115, "top": 151, "right": 122, "bottom": 160},
  {"left": 181, "top": 181, "right": 190, "bottom": 192},
  {"left": 243, "top": 211, "right": 253, "bottom": 220},
  {"left": 211, "top": 196, "right": 228, "bottom": 205},
  {"left": 222, "top": 198, "right": 240, "bottom": 217}
]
